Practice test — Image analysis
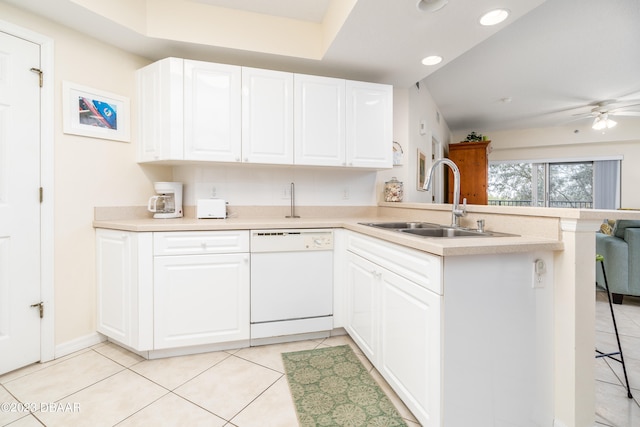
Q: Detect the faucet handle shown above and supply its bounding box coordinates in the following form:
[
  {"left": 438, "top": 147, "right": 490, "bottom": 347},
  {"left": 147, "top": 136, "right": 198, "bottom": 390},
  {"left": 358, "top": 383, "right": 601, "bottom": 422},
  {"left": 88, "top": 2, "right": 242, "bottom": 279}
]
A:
[{"left": 453, "top": 197, "right": 467, "bottom": 220}]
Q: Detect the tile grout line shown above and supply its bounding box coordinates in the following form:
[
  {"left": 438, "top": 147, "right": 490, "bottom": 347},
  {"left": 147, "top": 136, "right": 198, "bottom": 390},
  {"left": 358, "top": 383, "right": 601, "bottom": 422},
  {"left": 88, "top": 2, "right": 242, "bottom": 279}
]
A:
[{"left": 227, "top": 374, "right": 285, "bottom": 425}]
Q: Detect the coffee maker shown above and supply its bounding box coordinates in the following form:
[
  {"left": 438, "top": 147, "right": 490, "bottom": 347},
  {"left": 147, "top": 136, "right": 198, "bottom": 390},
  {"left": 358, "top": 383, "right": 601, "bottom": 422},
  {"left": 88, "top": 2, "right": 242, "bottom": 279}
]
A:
[{"left": 147, "top": 182, "right": 183, "bottom": 218}]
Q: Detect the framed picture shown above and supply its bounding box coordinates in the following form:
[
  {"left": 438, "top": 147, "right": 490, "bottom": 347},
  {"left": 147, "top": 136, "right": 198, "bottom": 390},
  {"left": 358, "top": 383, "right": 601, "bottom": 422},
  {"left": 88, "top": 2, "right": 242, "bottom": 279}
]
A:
[
  {"left": 62, "top": 81, "right": 130, "bottom": 142},
  {"left": 417, "top": 149, "right": 427, "bottom": 191}
]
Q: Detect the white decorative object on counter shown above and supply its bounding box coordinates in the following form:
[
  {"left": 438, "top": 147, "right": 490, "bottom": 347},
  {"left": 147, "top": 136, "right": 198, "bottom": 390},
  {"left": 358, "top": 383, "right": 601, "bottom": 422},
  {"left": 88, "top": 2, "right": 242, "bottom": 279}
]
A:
[
  {"left": 393, "top": 141, "right": 403, "bottom": 165},
  {"left": 196, "top": 199, "right": 226, "bottom": 219}
]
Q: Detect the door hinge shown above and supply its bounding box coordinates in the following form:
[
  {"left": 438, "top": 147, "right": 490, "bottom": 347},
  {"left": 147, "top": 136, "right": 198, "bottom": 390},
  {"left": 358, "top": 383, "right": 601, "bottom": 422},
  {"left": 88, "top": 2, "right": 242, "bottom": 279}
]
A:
[
  {"left": 30, "top": 67, "right": 43, "bottom": 88},
  {"left": 40, "top": 187, "right": 43, "bottom": 203},
  {"left": 30, "top": 302, "right": 44, "bottom": 319}
]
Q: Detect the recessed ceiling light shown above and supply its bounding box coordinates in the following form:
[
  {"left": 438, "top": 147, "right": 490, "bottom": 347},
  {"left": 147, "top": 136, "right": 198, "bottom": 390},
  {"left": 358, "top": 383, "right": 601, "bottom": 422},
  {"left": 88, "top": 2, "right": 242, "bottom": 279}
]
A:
[
  {"left": 479, "top": 8, "right": 510, "bottom": 26},
  {"left": 416, "top": 0, "right": 448, "bottom": 13},
  {"left": 422, "top": 55, "right": 443, "bottom": 66}
]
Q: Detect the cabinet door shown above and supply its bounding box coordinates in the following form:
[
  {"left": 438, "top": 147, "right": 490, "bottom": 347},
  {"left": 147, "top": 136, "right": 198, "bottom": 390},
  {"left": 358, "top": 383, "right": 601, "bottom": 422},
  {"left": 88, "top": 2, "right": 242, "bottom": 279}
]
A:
[
  {"left": 184, "top": 60, "right": 241, "bottom": 162},
  {"left": 96, "top": 230, "right": 133, "bottom": 346},
  {"left": 379, "top": 270, "right": 441, "bottom": 427},
  {"left": 447, "top": 141, "right": 490, "bottom": 204},
  {"left": 137, "top": 57, "right": 184, "bottom": 162},
  {"left": 345, "top": 252, "right": 378, "bottom": 363},
  {"left": 96, "top": 230, "right": 154, "bottom": 351},
  {"left": 294, "top": 74, "right": 345, "bottom": 166},
  {"left": 242, "top": 67, "right": 293, "bottom": 164},
  {"left": 154, "top": 253, "right": 250, "bottom": 349},
  {"left": 345, "top": 80, "right": 393, "bottom": 168}
]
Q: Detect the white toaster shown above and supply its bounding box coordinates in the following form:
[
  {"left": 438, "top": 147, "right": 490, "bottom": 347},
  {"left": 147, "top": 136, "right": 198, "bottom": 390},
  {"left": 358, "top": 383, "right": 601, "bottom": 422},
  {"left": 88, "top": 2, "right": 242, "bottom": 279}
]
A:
[{"left": 196, "top": 199, "right": 227, "bottom": 219}]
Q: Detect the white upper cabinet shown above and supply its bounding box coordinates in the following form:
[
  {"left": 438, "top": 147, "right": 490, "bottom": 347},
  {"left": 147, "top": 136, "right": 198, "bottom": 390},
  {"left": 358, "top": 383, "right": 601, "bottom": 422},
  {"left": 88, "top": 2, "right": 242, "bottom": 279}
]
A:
[
  {"left": 137, "top": 57, "right": 184, "bottom": 162},
  {"left": 137, "top": 58, "right": 242, "bottom": 163},
  {"left": 137, "top": 58, "right": 392, "bottom": 168},
  {"left": 346, "top": 80, "right": 393, "bottom": 168},
  {"left": 294, "top": 74, "right": 346, "bottom": 166},
  {"left": 242, "top": 67, "right": 294, "bottom": 164},
  {"left": 184, "top": 60, "right": 241, "bottom": 162}
]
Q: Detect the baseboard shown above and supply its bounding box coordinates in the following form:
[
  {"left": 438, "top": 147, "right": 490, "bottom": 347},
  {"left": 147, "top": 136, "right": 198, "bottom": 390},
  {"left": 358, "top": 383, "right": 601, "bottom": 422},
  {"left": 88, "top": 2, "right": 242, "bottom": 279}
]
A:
[{"left": 55, "top": 332, "right": 106, "bottom": 359}]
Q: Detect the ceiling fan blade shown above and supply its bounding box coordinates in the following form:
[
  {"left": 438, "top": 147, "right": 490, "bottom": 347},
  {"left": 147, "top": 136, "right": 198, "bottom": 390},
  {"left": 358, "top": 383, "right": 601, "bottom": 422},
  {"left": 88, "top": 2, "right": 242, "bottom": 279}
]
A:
[
  {"left": 564, "top": 117, "right": 591, "bottom": 124},
  {"left": 571, "top": 111, "right": 596, "bottom": 117},
  {"left": 610, "top": 102, "right": 640, "bottom": 112},
  {"left": 610, "top": 111, "right": 640, "bottom": 117}
]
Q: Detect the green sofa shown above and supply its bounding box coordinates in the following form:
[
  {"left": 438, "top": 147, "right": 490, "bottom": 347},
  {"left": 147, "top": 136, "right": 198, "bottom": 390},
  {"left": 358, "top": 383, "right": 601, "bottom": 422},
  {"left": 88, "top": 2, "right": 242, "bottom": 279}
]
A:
[{"left": 596, "top": 220, "right": 640, "bottom": 304}]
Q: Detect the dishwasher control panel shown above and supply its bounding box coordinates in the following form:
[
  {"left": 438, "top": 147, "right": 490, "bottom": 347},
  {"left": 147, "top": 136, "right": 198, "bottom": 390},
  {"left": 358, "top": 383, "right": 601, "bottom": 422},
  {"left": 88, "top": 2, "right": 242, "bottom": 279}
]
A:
[
  {"left": 302, "top": 233, "right": 333, "bottom": 250},
  {"left": 251, "top": 229, "right": 333, "bottom": 252}
]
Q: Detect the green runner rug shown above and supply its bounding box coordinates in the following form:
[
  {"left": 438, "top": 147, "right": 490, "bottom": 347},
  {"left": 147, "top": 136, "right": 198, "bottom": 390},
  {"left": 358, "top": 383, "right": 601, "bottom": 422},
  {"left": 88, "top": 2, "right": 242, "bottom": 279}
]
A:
[{"left": 281, "top": 345, "right": 408, "bottom": 427}]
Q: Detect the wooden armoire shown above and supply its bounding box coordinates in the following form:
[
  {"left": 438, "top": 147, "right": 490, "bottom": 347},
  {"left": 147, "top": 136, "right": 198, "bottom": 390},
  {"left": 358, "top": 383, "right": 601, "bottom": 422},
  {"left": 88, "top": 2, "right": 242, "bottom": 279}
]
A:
[{"left": 446, "top": 141, "right": 491, "bottom": 205}]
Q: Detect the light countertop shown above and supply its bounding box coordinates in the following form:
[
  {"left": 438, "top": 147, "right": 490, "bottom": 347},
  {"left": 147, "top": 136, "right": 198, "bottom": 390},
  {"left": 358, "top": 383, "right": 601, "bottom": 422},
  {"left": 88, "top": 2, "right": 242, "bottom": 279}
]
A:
[{"left": 93, "top": 213, "right": 564, "bottom": 257}]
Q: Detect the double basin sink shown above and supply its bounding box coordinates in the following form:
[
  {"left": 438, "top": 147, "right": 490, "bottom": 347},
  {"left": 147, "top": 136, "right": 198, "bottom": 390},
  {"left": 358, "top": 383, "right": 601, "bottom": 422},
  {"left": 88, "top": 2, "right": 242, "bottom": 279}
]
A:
[{"left": 359, "top": 221, "right": 518, "bottom": 238}]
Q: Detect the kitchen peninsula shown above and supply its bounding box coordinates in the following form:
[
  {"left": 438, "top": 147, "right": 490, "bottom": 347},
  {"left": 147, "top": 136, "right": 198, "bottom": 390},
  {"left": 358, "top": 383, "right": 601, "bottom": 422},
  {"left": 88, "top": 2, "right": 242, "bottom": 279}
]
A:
[{"left": 94, "top": 202, "right": 636, "bottom": 426}]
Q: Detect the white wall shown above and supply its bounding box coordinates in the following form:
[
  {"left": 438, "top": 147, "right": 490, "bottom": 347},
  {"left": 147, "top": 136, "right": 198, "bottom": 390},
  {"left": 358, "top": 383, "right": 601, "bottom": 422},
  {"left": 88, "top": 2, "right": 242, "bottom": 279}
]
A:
[
  {"left": 453, "top": 119, "right": 640, "bottom": 208},
  {"left": 174, "top": 163, "right": 378, "bottom": 206},
  {"left": 377, "top": 80, "right": 452, "bottom": 204},
  {"left": 0, "top": 3, "right": 170, "bottom": 346}
]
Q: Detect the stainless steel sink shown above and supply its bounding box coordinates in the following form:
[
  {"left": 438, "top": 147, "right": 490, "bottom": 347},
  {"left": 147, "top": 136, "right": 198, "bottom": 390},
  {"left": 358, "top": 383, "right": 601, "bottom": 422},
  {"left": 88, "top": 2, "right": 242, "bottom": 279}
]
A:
[
  {"left": 360, "top": 222, "right": 518, "bottom": 238},
  {"left": 359, "top": 221, "right": 441, "bottom": 230},
  {"left": 400, "top": 228, "right": 481, "bottom": 237}
]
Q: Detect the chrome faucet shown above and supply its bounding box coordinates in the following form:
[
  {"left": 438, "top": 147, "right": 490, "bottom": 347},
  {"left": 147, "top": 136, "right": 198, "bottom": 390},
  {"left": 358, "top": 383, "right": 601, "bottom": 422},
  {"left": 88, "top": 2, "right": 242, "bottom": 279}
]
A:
[{"left": 423, "top": 158, "right": 467, "bottom": 227}]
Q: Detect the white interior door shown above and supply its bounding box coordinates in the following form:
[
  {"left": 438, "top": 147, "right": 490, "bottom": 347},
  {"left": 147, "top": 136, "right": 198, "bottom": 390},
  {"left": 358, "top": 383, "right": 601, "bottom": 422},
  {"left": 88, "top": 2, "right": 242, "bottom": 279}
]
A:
[{"left": 0, "top": 31, "right": 42, "bottom": 374}]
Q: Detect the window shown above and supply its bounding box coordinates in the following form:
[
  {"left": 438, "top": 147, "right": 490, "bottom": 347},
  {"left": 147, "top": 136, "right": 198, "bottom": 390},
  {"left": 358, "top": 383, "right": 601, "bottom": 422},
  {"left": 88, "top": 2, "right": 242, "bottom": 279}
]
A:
[{"left": 489, "top": 159, "right": 620, "bottom": 209}]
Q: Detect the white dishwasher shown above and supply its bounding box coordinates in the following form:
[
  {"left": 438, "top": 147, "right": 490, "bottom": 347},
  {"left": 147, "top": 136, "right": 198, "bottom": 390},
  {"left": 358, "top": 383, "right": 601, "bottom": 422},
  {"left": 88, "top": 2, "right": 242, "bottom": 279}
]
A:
[{"left": 250, "top": 229, "right": 333, "bottom": 341}]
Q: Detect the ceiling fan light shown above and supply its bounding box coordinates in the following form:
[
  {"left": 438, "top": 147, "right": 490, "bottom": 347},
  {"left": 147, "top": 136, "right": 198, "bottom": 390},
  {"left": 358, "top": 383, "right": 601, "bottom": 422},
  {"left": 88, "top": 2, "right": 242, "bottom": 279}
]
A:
[
  {"left": 592, "top": 116, "right": 606, "bottom": 130},
  {"left": 480, "top": 9, "right": 510, "bottom": 26},
  {"left": 592, "top": 115, "right": 617, "bottom": 130}
]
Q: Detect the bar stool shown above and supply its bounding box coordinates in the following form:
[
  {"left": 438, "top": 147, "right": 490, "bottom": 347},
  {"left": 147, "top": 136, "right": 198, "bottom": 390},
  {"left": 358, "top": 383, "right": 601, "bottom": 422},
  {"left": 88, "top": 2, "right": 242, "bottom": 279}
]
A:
[{"left": 596, "top": 254, "right": 633, "bottom": 398}]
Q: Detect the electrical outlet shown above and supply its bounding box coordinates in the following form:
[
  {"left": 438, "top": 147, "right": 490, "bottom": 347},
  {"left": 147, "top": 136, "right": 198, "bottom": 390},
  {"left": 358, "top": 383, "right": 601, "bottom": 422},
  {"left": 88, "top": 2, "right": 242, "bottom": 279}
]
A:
[
  {"left": 211, "top": 186, "right": 216, "bottom": 197},
  {"left": 281, "top": 186, "right": 291, "bottom": 199},
  {"left": 342, "top": 187, "right": 350, "bottom": 200},
  {"left": 532, "top": 258, "right": 546, "bottom": 288}
]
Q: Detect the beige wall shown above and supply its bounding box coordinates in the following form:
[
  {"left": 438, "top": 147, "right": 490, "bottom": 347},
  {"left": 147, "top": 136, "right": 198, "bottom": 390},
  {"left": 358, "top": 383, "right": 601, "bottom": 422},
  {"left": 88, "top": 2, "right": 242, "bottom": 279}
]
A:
[
  {"left": 378, "top": 80, "right": 452, "bottom": 204},
  {"left": 0, "top": 3, "right": 171, "bottom": 346},
  {"left": 453, "top": 120, "right": 640, "bottom": 208}
]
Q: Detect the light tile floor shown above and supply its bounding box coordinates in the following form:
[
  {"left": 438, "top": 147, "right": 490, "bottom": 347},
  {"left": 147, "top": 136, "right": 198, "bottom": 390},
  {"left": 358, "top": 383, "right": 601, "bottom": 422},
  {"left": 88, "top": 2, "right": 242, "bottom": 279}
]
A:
[
  {"left": 2, "top": 291, "right": 639, "bottom": 427},
  {"left": 0, "top": 335, "right": 421, "bottom": 427},
  {"left": 596, "top": 290, "right": 640, "bottom": 426}
]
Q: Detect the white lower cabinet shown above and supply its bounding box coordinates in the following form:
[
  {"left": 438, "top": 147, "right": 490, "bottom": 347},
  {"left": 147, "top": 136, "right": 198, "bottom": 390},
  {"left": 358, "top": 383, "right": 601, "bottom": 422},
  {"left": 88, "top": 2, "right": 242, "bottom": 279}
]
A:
[
  {"left": 379, "top": 268, "right": 441, "bottom": 427},
  {"left": 345, "top": 232, "right": 442, "bottom": 427},
  {"left": 96, "top": 229, "right": 250, "bottom": 354},
  {"left": 96, "top": 229, "right": 153, "bottom": 351},
  {"left": 154, "top": 253, "right": 250, "bottom": 349},
  {"left": 343, "top": 232, "right": 555, "bottom": 427},
  {"left": 345, "top": 252, "right": 379, "bottom": 363}
]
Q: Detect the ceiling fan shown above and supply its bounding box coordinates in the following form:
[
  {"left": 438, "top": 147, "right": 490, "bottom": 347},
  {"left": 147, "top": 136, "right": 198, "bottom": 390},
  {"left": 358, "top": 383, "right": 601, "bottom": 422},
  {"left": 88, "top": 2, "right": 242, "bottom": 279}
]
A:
[{"left": 572, "top": 100, "right": 640, "bottom": 130}]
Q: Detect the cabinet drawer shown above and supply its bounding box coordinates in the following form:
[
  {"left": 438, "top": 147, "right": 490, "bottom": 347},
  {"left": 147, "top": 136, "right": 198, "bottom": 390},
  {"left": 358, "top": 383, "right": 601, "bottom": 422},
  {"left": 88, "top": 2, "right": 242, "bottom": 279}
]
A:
[
  {"left": 154, "top": 231, "right": 249, "bottom": 255},
  {"left": 347, "top": 232, "right": 443, "bottom": 295}
]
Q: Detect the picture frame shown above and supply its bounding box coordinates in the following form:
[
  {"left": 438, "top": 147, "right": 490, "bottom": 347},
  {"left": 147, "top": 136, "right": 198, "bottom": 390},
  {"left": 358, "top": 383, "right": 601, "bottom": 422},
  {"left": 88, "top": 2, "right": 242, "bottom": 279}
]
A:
[
  {"left": 62, "top": 81, "right": 130, "bottom": 142},
  {"left": 417, "top": 149, "right": 427, "bottom": 191}
]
